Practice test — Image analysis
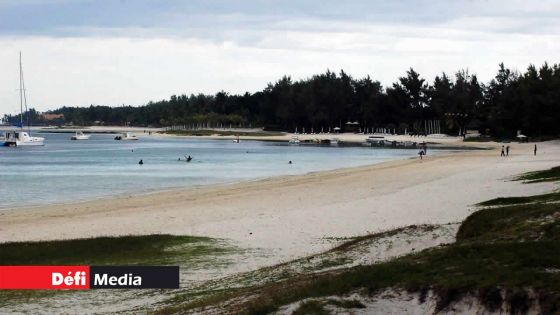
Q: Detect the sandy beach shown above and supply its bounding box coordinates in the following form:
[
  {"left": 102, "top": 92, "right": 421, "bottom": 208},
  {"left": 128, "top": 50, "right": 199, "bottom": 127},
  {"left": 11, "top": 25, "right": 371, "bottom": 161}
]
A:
[{"left": 1, "top": 141, "right": 557, "bottom": 264}]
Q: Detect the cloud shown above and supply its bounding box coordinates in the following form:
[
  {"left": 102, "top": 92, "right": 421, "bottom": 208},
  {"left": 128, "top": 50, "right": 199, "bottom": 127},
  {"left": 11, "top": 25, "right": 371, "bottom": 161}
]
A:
[{"left": 0, "top": 1, "right": 558, "bottom": 113}]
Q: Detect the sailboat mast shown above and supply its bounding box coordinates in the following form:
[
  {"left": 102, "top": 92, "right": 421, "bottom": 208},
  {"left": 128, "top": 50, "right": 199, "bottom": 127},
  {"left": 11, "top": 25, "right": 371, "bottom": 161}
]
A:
[
  {"left": 21, "top": 55, "right": 31, "bottom": 133},
  {"left": 19, "top": 52, "right": 31, "bottom": 133},
  {"left": 19, "top": 52, "right": 23, "bottom": 130}
]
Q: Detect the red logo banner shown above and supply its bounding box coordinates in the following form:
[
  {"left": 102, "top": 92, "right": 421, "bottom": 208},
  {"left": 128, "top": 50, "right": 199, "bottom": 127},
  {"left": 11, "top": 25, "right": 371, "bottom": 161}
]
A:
[{"left": 0, "top": 266, "right": 90, "bottom": 290}]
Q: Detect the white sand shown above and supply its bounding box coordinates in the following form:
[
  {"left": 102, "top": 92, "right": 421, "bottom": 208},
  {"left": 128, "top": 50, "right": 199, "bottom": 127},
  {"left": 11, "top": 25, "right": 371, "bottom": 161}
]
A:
[{"left": 0, "top": 142, "right": 557, "bottom": 263}]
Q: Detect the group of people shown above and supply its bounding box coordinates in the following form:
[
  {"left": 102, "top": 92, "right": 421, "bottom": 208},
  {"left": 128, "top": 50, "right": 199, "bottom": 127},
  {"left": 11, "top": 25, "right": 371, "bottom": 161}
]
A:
[
  {"left": 417, "top": 142, "right": 538, "bottom": 161},
  {"left": 500, "top": 145, "right": 510, "bottom": 157},
  {"left": 139, "top": 155, "right": 194, "bottom": 165},
  {"left": 501, "top": 144, "right": 538, "bottom": 157}
]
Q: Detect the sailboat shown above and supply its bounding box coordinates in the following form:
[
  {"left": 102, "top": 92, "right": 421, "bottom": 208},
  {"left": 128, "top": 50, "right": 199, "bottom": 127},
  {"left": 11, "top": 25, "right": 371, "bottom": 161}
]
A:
[{"left": 4, "top": 52, "right": 45, "bottom": 147}]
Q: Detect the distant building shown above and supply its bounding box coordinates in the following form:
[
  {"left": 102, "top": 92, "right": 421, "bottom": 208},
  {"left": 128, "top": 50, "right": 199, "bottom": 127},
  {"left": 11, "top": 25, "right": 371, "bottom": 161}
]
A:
[{"left": 41, "top": 113, "right": 64, "bottom": 121}]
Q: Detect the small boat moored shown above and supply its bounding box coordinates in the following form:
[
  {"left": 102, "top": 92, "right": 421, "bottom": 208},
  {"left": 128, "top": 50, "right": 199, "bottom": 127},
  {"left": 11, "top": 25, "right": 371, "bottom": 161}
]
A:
[
  {"left": 71, "top": 131, "right": 90, "bottom": 140},
  {"left": 3, "top": 131, "right": 45, "bottom": 147},
  {"left": 4, "top": 52, "right": 45, "bottom": 147},
  {"left": 114, "top": 132, "right": 138, "bottom": 141}
]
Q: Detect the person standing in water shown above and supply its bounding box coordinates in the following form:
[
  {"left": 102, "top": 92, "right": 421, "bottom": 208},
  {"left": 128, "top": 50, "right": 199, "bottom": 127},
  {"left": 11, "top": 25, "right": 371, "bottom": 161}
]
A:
[{"left": 534, "top": 144, "right": 537, "bottom": 156}]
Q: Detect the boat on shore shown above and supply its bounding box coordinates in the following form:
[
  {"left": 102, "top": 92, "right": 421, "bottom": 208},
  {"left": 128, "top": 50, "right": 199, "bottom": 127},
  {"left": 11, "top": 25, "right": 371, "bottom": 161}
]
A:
[
  {"left": 4, "top": 52, "right": 45, "bottom": 147},
  {"left": 114, "top": 132, "right": 138, "bottom": 141},
  {"left": 71, "top": 131, "right": 90, "bottom": 140},
  {"left": 364, "top": 136, "right": 418, "bottom": 148}
]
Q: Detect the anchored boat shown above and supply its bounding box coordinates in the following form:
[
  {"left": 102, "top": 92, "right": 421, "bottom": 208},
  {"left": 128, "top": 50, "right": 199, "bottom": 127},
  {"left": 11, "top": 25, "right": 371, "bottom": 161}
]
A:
[
  {"left": 4, "top": 52, "right": 45, "bottom": 147},
  {"left": 71, "top": 131, "right": 90, "bottom": 140},
  {"left": 114, "top": 132, "right": 138, "bottom": 141}
]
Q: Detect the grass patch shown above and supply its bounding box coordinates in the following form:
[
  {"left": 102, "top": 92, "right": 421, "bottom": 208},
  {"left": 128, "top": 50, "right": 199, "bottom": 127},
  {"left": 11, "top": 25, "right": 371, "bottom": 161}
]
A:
[
  {"left": 163, "top": 130, "right": 284, "bottom": 137},
  {"left": 0, "top": 234, "right": 223, "bottom": 265},
  {"left": 458, "top": 203, "right": 560, "bottom": 243},
  {"left": 0, "top": 234, "right": 236, "bottom": 307},
  {"left": 477, "top": 191, "right": 560, "bottom": 206},
  {"left": 229, "top": 241, "right": 560, "bottom": 315},
  {"left": 515, "top": 166, "right": 560, "bottom": 183}
]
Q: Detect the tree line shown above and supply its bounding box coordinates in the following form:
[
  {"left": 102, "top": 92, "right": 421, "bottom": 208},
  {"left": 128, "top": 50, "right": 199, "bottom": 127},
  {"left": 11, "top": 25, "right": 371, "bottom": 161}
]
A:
[{"left": 4, "top": 62, "right": 560, "bottom": 137}]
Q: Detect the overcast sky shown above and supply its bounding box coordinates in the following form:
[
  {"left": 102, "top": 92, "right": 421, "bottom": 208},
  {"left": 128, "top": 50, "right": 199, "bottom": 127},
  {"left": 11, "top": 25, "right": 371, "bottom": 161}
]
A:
[{"left": 0, "top": 0, "right": 559, "bottom": 114}]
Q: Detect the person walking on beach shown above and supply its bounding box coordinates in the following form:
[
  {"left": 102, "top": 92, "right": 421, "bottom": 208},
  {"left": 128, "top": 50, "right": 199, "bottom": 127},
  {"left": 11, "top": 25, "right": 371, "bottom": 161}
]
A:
[
  {"left": 534, "top": 144, "right": 537, "bottom": 156},
  {"left": 506, "top": 145, "right": 510, "bottom": 156},
  {"left": 501, "top": 145, "right": 505, "bottom": 157},
  {"left": 418, "top": 150, "right": 424, "bottom": 160}
]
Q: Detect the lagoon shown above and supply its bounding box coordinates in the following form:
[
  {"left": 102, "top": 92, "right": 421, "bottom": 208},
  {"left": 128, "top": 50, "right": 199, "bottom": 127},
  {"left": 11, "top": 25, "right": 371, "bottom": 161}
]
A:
[{"left": 0, "top": 133, "right": 423, "bottom": 209}]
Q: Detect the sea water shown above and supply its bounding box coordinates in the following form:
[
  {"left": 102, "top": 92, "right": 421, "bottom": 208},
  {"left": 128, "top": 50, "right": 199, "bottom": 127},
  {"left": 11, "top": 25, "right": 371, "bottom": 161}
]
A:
[{"left": 0, "top": 133, "right": 425, "bottom": 209}]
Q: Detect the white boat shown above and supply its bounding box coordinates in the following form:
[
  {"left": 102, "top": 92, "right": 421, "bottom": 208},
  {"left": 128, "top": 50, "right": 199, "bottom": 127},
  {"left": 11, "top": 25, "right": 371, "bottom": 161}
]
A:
[
  {"left": 4, "top": 131, "right": 44, "bottom": 147},
  {"left": 114, "top": 132, "right": 138, "bottom": 141},
  {"left": 232, "top": 136, "right": 240, "bottom": 143},
  {"left": 4, "top": 52, "right": 45, "bottom": 147},
  {"left": 289, "top": 136, "right": 300, "bottom": 145},
  {"left": 71, "top": 131, "right": 90, "bottom": 140},
  {"left": 329, "top": 137, "right": 339, "bottom": 146}
]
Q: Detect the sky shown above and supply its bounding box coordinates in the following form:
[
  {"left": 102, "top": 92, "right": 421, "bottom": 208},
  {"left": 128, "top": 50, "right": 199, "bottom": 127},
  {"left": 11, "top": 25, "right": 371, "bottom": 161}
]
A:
[{"left": 0, "top": 0, "right": 559, "bottom": 114}]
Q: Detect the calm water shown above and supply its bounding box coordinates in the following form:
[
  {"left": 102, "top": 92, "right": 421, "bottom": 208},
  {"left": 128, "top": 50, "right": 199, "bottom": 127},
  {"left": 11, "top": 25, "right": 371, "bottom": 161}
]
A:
[{"left": 0, "top": 133, "right": 424, "bottom": 209}]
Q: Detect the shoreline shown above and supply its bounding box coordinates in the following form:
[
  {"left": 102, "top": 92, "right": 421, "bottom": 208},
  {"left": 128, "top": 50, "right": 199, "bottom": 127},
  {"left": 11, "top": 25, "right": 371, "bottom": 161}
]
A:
[
  {"left": 1, "top": 140, "right": 558, "bottom": 314},
  {"left": 0, "top": 147, "right": 456, "bottom": 212},
  {"left": 0, "top": 152, "right": 434, "bottom": 218},
  {"left": 1, "top": 141, "right": 556, "bottom": 252}
]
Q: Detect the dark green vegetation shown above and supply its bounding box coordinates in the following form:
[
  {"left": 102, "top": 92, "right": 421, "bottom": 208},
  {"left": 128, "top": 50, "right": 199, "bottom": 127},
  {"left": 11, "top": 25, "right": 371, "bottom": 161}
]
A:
[
  {"left": 155, "top": 170, "right": 560, "bottom": 314},
  {"left": 477, "top": 191, "right": 560, "bottom": 206},
  {"left": 6, "top": 62, "right": 560, "bottom": 138},
  {"left": 0, "top": 235, "right": 238, "bottom": 307},
  {"left": 0, "top": 234, "right": 227, "bottom": 265},
  {"left": 515, "top": 166, "right": 560, "bottom": 183}
]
